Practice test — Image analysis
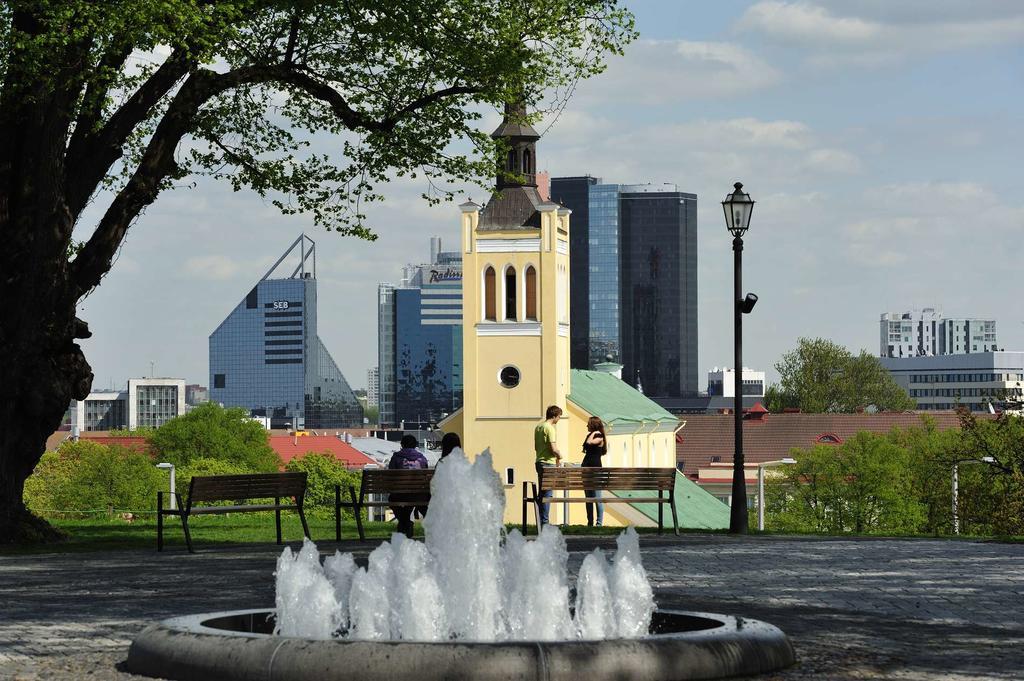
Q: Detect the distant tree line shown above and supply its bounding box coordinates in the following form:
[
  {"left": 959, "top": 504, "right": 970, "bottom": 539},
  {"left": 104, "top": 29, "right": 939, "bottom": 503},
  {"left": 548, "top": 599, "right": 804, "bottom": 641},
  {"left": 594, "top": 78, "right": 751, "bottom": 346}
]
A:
[
  {"left": 761, "top": 412, "right": 1024, "bottom": 537},
  {"left": 764, "top": 338, "right": 915, "bottom": 414},
  {"left": 25, "top": 403, "right": 363, "bottom": 519}
]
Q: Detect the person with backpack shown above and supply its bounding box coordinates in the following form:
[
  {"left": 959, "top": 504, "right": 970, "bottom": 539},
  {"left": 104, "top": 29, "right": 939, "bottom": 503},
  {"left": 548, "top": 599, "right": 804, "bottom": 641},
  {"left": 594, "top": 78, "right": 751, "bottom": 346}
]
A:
[{"left": 388, "top": 434, "right": 429, "bottom": 537}]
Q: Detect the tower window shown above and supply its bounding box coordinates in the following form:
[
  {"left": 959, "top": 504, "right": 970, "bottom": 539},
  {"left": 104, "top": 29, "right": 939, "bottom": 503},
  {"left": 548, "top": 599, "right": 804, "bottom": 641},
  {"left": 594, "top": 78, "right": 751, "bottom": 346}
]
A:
[
  {"left": 525, "top": 265, "right": 537, "bottom": 320},
  {"left": 523, "top": 148, "right": 532, "bottom": 175},
  {"left": 484, "top": 266, "right": 496, "bottom": 321},
  {"left": 499, "top": 365, "right": 521, "bottom": 388},
  {"left": 505, "top": 266, "right": 517, "bottom": 321},
  {"left": 507, "top": 149, "right": 516, "bottom": 172}
]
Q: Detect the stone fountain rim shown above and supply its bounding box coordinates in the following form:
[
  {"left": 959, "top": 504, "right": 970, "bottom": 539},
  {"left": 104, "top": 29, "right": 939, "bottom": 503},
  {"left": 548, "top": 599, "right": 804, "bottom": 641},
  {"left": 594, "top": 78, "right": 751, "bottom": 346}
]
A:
[
  {"left": 127, "top": 607, "right": 796, "bottom": 681},
  {"left": 154, "top": 607, "right": 776, "bottom": 643}
]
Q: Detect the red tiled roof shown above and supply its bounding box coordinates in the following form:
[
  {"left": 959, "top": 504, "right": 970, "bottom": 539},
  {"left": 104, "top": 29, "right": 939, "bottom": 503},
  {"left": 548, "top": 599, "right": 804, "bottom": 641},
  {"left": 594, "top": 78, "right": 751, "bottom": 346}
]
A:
[
  {"left": 677, "top": 411, "right": 981, "bottom": 477},
  {"left": 268, "top": 435, "right": 375, "bottom": 469},
  {"left": 80, "top": 435, "right": 150, "bottom": 454}
]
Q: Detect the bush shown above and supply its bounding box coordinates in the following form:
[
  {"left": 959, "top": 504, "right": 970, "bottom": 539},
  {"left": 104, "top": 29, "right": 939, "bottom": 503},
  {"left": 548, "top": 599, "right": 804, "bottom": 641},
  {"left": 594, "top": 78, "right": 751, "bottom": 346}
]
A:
[
  {"left": 24, "top": 440, "right": 163, "bottom": 518},
  {"left": 284, "top": 451, "right": 363, "bottom": 518},
  {"left": 148, "top": 402, "right": 280, "bottom": 472},
  {"left": 174, "top": 457, "right": 256, "bottom": 497},
  {"left": 766, "top": 432, "right": 924, "bottom": 534}
]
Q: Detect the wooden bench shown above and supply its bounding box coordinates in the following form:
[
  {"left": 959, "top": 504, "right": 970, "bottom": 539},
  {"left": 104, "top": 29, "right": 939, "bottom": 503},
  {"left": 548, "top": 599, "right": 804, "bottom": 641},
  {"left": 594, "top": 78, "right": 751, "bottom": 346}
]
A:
[
  {"left": 335, "top": 469, "right": 434, "bottom": 541},
  {"left": 522, "top": 467, "right": 679, "bottom": 535},
  {"left": 157, "top": 472, "right": 309, "bottom": 553}
]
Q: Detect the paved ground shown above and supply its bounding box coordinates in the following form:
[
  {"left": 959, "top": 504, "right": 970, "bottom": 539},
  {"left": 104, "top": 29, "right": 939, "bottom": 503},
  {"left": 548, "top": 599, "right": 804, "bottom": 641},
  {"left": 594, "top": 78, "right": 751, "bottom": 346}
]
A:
[{"left": 1, "top": 535, "right": 1022, "bottom": 680}]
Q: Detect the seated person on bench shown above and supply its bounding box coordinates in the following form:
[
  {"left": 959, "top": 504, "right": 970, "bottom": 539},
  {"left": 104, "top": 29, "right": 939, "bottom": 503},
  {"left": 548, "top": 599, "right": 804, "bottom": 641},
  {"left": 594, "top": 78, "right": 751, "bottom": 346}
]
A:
[{"left": 387, "top": 434, "right": 429, "bottom": 537}]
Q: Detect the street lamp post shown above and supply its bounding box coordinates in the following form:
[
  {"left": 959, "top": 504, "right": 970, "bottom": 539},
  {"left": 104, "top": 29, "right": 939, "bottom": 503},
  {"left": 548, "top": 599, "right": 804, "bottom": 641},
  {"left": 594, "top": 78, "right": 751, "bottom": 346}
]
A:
[
  {"left": 952, "top": 456, "right": 995, "bottom": 534},
  {"left": 722, "top": 182, "right": 756, "bottom": 534},
  {"left": 757, "top": 458, "right": 796, "bottom": 531},
  {"left": 155, "top": 462, "right": 175, "bottom": 510}
]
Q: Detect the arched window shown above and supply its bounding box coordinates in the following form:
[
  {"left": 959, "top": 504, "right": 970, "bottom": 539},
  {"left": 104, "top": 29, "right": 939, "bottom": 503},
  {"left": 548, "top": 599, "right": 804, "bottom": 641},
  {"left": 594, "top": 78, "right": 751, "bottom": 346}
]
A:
[
  {"left": 524, "top": 266, "right": 537, "bottom": 320},
  {"left": 523, "top": 148, "right": 532, "bottom": 175},
  {"left": 507, "top": 149, "right": 516, "bottom": 172},
  {"left": 504, "top": 266, "right": 517, "bottom": 321},
  {"left": 484, "top": 267, "right": 496, "bottom": 321}
]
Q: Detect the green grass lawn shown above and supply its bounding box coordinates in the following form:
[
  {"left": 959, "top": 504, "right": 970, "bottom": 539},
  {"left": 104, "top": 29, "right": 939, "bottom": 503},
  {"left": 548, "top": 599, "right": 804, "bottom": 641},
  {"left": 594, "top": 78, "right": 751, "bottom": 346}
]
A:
[
  {"left": 1, "top": 511, "right": 711, "bottom": 554},
  {"left": 4, "top": 513, "right": 1016, "bottom": 555}
]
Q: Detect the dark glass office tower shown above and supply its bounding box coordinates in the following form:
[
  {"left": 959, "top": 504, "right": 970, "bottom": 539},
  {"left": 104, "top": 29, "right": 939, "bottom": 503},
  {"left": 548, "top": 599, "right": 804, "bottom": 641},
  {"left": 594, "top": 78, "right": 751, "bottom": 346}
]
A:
[
  {"left": 551, "top": 177, "right": 698, "bottom": 403},
  {"left": 209, "top": 234, "right": 363, "bottom": 428},
  {"left": 550, "top": 176, "right": 598, "bottom": 369},
  {"left": 620, "top": 185, "right": 698, "bottom": 400}
]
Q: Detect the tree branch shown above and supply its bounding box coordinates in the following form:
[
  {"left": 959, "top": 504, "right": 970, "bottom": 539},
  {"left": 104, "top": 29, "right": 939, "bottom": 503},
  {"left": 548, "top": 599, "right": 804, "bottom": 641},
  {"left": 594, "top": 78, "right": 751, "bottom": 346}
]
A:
[
  {"left": 70, "top": 62, "right": 484, "bottom": 294},
  {"left": 64, "top": 48, "right": 195, "bottom": 220}
]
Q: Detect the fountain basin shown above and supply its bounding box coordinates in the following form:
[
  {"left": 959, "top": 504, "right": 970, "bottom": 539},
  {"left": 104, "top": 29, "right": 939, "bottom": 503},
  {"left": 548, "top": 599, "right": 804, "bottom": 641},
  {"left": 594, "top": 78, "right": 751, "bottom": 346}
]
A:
[{"left": 127, "top": 608, "right": 795, "bottom": 681}]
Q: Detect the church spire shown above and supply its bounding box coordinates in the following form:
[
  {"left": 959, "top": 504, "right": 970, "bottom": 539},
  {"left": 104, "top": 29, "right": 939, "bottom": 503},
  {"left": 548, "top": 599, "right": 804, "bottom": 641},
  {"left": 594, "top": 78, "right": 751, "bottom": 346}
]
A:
[{"left": 491, "top": 100, "right": 540, "bottom": 190}]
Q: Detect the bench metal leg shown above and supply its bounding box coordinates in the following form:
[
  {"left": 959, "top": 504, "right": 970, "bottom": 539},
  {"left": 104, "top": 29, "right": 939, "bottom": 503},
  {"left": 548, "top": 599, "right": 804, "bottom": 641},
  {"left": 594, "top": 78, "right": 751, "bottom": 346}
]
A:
[
  {"left": 658, "top": 490, "right": 664, "bottom": 535},
  {"left": 521, "top": 482, "right": 529, "bottom": 535},
  {"left": 180, "top": 514, "right": 194, "bottom": 553},
  {"left": 275, "top": 497, "right": 283, "bottom": 545},
  {"left": 298, "top": 503, "right": 310, "bottom": 539},
  {"left": 157, "top": 493, "right": 163, "bottom": 552},
  {"left": 670, "top": 491, "right": 680, "bottom": 536},
  {"left": 335, "top": 486, "right": 342, "bottom": 542},
  {"left": 350, "top": 486, "right": 365, "bottom": 541}
]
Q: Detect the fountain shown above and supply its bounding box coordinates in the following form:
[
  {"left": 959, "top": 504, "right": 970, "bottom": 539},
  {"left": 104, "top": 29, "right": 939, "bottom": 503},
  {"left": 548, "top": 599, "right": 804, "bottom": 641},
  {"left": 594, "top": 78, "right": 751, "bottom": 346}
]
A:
[{"left": 127, "top": 450, "right": 795, "bottom": 680}]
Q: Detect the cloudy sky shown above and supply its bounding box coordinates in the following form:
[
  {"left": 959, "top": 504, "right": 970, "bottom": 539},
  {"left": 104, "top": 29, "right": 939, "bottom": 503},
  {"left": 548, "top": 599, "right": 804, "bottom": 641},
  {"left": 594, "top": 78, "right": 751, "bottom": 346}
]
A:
[{"left": 76, "top": 1, "right": 1024, "bottom": 391}]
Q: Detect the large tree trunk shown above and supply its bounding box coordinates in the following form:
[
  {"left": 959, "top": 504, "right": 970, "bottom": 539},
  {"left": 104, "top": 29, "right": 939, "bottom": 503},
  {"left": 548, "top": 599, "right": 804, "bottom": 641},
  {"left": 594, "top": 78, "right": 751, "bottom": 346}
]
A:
[
  {"left": 0, "top": 262, "right": 94, "bottom": 543},
  {"left": 0, "top": 20, "right": 95, "bottom": 541}
]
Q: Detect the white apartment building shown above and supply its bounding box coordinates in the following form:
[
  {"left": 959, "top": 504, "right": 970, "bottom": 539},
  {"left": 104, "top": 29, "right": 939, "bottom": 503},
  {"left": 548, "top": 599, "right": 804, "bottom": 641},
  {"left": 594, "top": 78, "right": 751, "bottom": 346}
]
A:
[
  {"left": 707, "top": 367, "right": 765, "bottom": 398},
  {"left": 73, "top": 377, "right": 186, "bottom": 432},
  {"left": 366, "top": 367, "right": 379, "bottom": 407},
  {"left": 881, "top": 352, "right": 1024, "bottom": 412},
  {"left": 880, "top": 309, "right": 997, "bottom": 358}
]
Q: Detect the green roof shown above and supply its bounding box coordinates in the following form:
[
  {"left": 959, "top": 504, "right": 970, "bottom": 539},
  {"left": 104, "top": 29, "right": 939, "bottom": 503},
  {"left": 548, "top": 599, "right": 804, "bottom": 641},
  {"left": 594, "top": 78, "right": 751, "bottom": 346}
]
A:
[
  {"left": 568, "top": 369, "right": 677, "bottom": 427},
  {"left": 612, "top": 472, "right": 730, "bottom": 530}
]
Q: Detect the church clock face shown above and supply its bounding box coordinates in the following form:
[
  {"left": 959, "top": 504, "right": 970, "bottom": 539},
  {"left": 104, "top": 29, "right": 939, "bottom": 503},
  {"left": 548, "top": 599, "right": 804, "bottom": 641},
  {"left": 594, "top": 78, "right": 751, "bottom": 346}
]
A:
[{"left": 499, "top": 365, "right": 521, "bottom": 388}]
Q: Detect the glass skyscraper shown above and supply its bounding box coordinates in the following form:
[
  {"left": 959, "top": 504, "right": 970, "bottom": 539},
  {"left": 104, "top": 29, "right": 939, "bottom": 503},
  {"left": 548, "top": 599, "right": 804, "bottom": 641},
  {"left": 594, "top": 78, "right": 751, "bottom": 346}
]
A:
[
  {"left": 550, "top": 177, "right": 699, "bottom": 403},
  {"left": 620, "top": 185, "right": 698, "bottom": 401},
  {"left": 378, "top": 238, "right": 462, "bottom": 428},
  {"left": 209, "top": 234, "right": 363, "bottom": 429}
]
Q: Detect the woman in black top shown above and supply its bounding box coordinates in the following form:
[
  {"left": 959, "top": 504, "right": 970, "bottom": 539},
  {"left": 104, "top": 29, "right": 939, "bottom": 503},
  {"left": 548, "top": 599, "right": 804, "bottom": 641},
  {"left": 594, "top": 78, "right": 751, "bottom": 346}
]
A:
[{"left": 582, "top": 416, "right": 606, "bottom": 526}]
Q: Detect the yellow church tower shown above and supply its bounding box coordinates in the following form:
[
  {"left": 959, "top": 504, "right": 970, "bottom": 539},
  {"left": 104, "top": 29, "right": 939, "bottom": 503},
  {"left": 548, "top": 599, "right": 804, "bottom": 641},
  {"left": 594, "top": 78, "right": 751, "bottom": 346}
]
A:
[{"left": 445, "top": 102, "right": 572, "bottom": 521}]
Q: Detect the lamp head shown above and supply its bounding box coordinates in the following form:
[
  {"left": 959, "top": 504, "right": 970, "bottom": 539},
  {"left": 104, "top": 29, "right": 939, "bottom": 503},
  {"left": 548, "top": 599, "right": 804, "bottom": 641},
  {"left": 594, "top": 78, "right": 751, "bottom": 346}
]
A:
[
  {"left": 722, "top": 181, "right": 755, "bottom": 238},
  {"left": 155, "top": 462, "right": 173, "bottom": 470},
  {"left": 740, "top": 293, "right": 758, "bottom": 314}
]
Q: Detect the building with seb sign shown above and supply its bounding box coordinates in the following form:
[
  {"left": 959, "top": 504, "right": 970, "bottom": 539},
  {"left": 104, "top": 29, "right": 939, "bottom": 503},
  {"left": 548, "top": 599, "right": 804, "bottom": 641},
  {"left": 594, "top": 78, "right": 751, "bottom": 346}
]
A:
[{"left": 209, "top": 234, "right": 363, "bottom": 429}]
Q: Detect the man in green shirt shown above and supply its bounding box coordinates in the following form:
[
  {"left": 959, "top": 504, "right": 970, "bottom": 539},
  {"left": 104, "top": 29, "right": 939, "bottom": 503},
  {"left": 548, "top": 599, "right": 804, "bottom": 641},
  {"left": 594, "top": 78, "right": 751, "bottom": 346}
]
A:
[{"left": 534, "top": 405, "right": 562, "bottom": 525}]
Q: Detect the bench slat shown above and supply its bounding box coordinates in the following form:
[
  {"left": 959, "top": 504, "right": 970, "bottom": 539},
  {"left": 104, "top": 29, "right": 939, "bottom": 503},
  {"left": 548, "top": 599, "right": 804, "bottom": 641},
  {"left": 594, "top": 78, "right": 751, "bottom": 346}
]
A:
[
  {"left": 190, "top": 504, "right": 299, "bottom": 514},
  {"left": 538, "top": 467, "right": 676, "bottom": 491},
  {"left": 188, "top": 473, "right": 307, "bottom": 502},
  {"left": 358, "top": 470, "right": 433, "bottom": 495}
]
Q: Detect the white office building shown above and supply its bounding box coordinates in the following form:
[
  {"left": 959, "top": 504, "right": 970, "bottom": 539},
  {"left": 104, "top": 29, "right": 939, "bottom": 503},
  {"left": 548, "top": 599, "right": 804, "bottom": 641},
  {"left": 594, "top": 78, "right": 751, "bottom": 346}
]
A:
[
  {"left": 881, "top": 352, "right": 1024, "bottom": 412},
  {"left": 880, "top": 309, "right": 997, "bottom": 358},
  {"left": 366, "top": 367, "right": 379, "bottom": 407},
  {"left": 707, "top": 367, "right": 765, "bottom": 399},
  {"left": 73, "top": 377, "right": 186, "bottom": 432}
]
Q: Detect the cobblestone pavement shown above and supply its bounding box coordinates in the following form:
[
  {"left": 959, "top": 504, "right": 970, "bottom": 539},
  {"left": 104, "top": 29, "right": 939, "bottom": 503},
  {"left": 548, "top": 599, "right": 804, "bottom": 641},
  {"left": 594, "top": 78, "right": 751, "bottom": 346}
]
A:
[{"left": 1, "top": 535, "right": 1022, "bottom": 680}]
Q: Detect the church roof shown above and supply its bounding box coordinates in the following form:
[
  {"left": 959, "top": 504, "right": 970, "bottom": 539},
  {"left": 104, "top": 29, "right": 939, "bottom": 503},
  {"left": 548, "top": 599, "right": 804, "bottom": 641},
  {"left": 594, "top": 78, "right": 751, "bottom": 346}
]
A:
[
  {"left": 568, "top": 369, "right": 677, "bottom": 427},
  {"left": 478, "top": 186, "right": 545, "bottom": 231}
]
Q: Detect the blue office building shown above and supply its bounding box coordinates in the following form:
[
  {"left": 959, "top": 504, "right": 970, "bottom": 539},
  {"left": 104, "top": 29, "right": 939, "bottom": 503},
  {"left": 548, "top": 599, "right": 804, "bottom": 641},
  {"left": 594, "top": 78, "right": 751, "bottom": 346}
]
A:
[
  {"left": 209, "top": 235, "right": 363, "bottom": 429},
  {"left": 378, "top": 238, "right": 462, "bottom": 428}
]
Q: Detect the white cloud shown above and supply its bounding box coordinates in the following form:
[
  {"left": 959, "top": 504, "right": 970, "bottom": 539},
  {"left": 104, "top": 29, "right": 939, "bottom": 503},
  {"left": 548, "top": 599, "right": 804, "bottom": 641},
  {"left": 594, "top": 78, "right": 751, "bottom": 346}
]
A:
[
  {"left": 738, "top": 1, "right": 1024, "bottom": 67},
  {"left": 576, "top": 39, "right": 782, "bottom": 104},
  {"left": 802, "top": 148, "right": 863, "bottom": 174},
  {"left": 738, "top": 2, "right": 879, "bottom": 45},
  {"left": 183, "top": 255, "right": 242, "bottom": 280}
]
